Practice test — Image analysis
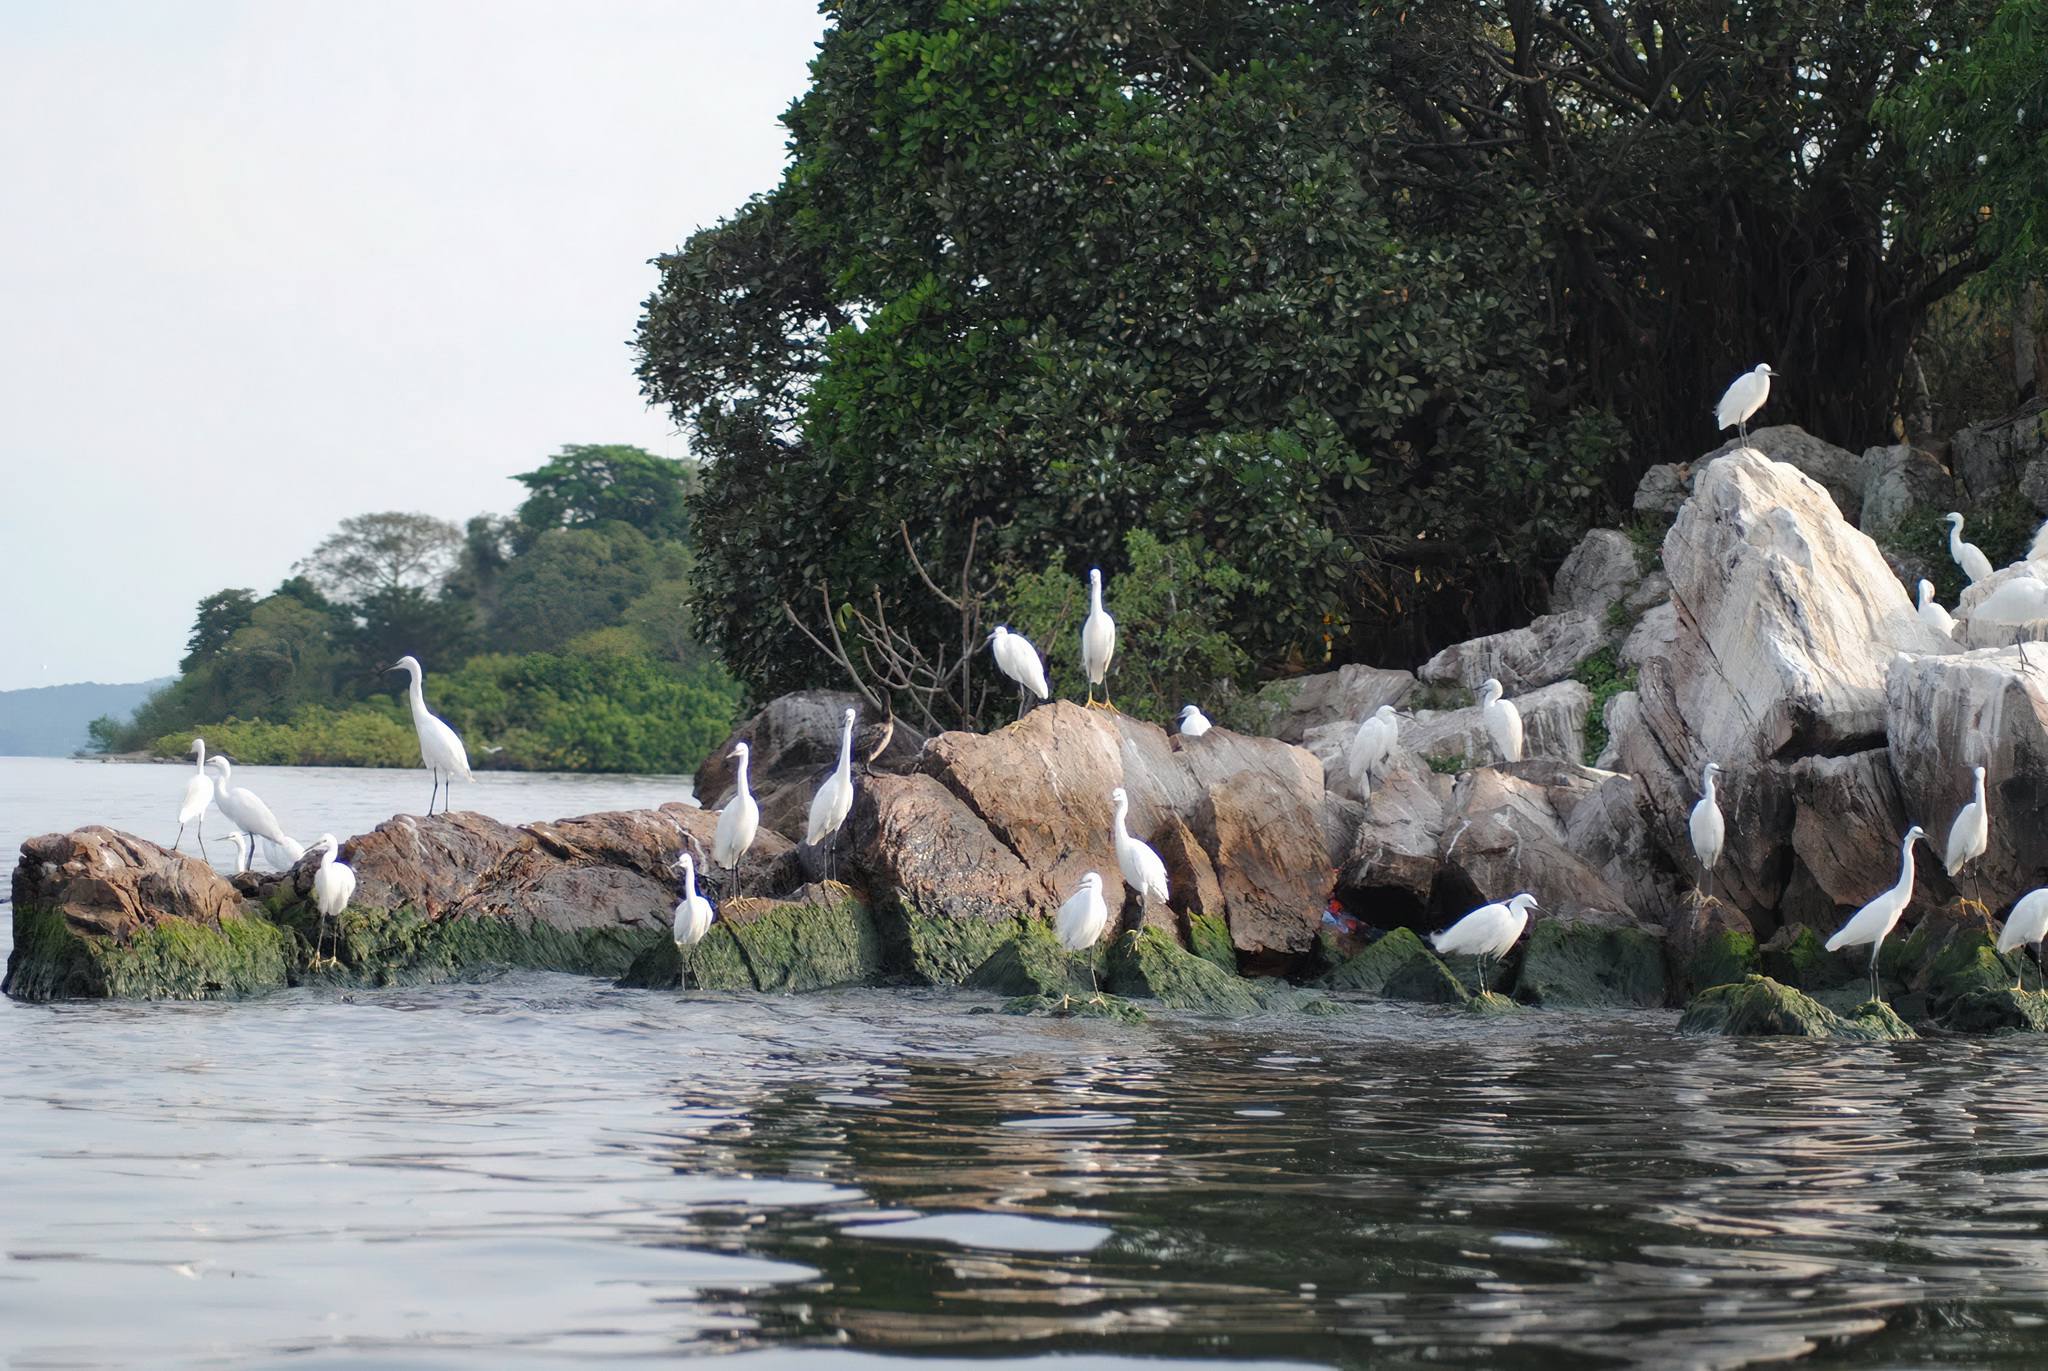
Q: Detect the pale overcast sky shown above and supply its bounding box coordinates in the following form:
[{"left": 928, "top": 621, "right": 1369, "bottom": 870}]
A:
[{"left": 0, "top": 1, "right": 828, "bottom": 690}]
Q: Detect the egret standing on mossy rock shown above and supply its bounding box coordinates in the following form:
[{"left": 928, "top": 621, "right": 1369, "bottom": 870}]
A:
[
  {"left": 1998, "top": 888, "right": 2048, "bottom": 991},
  {"left": 1944, "top": 513, "right": 1995, "bottom": 586},
  {"left": 1944, "top": 765, "right": 1990, "bottom": 912},
  {"left": 671, "top": 852, "right": 716, "bottom": 989},
  {"left": 1109, "top": 786, "right": 1170, "bottom": 907},
  {"left": 1690, "top": 761, "right": 1725, "bottom": 903},
  {"left": 713, "top": 741, "right": 760, "bottom": 896},
  {"left": 173, "top": 737, "right": 214, "bottom": 855},
  {"left": 1056, "top": 870, "right": 1110, "bottom": 998},
  {"left": 1478, "top": 678, "right": 1523, "bottom": 764},
  {"left": 1081, "top": 567, "right": 1117, "bottom": 710},
  {"left": 987, "top": 625, "right": 1050, "bottom": 720},
  {"left": 389, "top": 655, "right": 471, "bottom": 816},
  {"left": 1715, "top": 363, "right": 1775, "bottom": 445},
  {"left": 1826, "top": 824, "right": 1926, "bottom": 1006},
  {"left": 310, "top": 833, "right": 355, "bottom": 967},
  {"left": 1431, "top": 892, "right": 1536, "bottom": 991},
  {"left": 807, "top": 708, "right": 857, "bottom": 882}
]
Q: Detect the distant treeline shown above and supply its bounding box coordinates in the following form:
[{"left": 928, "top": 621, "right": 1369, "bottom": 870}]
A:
[{"left": 94, "top": 445, "right": 739, "bottom": 773}]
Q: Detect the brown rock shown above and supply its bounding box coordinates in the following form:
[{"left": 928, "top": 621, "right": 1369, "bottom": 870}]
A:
[
  {"left": 1436, "top": 769, "right": 1635, "bottom": 923},
  {"left": 11, "top": 826, "right": 246, "bottom": 941},
  {"left": 849, "top": 772, "right": 1034, "bottom": 928}
]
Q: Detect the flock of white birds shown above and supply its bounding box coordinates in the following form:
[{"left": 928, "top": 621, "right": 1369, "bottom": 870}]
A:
[{"left": 157, "top": 362, "right": 2048, "bottom": 1002}]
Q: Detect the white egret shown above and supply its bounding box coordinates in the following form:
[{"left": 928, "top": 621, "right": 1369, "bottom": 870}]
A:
[
  {"left": 1916, "top": 580, "right": 1956, "bottom": 638},
  {"left": 1690, "top": 762, "right": 1725, "bottom": 903},
  {"left": 1997, "top": 888, "right": 2048, "bottom": 991},
  {"left": 1714, "top": 363, "right": 1775, "bottom": 444},
  {"left": 215, "top": 832, "right": 252, "bottom": 875},
  {"left": 310, "top": 833, "right": 355, "bottom": 967},
  {"left": 1944, "top": 765, "right": 1990, "bottom": 911},
  {"left": 1478, "top": 678, "right": 1524, "bottom": 764},
  {"left": 1109, "top": 786, "right": 1170, "bottom": 906},
  {"left": 1944, "top": 513, "right": 1994, "bottom": 586},
  {"left": 1349, "top": 705, "right": 1400, "bottom": 793},
  {"left": 712, "top": 742, "right": 760, "bottom": 895},
  {"left": 806, "top": 708, "right": 857, "bottom": 881},
  {"left": 388, "top": 655, "right": 472, "bottom": 815},
  {"left": 671, "top": 852, "right": 716, "bottom": 989},
  {"left": 1975, "top": 572, "right": 2048, "bottom": 626},
  {"left": 1056, "top": 870, "right": 1111, "bottom": 997},
  {"left": 1081, "top": 568, "right": 1118, "bottom": 710},
  {"left": 1825, "top": 824, "right": 1927, "bottom": 1005},
  {"left": 206, "top": 757, "right": 288, "bottom": 858},
  {"left": 172, "top": 737, "right": 214, "bottom": 854},
  {"left": 1431, "top": 892, "right": 1537, "bottom": 991},
  {"left": 987, "top": 625, "right": 1050, "bottom": 720},
  {"left": 1177, "top": 704, "right": 1212, "bottom": 738},
  {"left": 261, "top": 833, "right": 307, "bottom": 871}
]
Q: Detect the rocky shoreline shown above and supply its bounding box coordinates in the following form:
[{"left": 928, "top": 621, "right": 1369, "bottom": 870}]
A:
[{"left": 12, "top": 414, "right": 2048, "bottom": 1038}]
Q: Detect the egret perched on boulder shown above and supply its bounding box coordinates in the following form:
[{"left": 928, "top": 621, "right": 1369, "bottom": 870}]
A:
[
  {"left": 206, "top": 757, "right": 289, "bottom": 863},
  {"left": 713, "top": 742, "right": 760, "bottom": 895},
  {"left": 1998, "top": 887, "right": 2048, "bottom": 991},
  {"left": 1109, "top": 786, "right": 1170, "bottom": 906},
  {"left": 310, "top": 833, "right": 355, "bottom": 967},
  {"left": 1715, "top": 363, "right": 1775, "bottom": 444},
  {"left": 1056, "top": 871, "right": 1111, "bottom": 999},
  {"left": 1690, "top": 762, "right": 1725, "bottom": 903},
  {"left": 806, "top": 708, "right": 857, "bottom": 881},
  {"left": 671, "top": 852, "right": 716, "bottom": 988},
  {"left": 1944, "top": 765, "right": 1990, "bottom": 912},
  {"left": 1916, "top": 580, "right": 1956, "bottom": 638},
  {"left": 389, "top": 655, "right": 472, "bottom": 815},
  {"left": 1944, "top": 513, "right": 1994, "bottom": 586},
  {"left": 987, "top": 626, "right": 1050, "bottom": 720},
  {"left": 1478, "top": 678, "right": 1523, "bottom": 764},
  {"left": 1825, "top": 824, "right": 1927, "bottom": 1006},
  {"left": 1177, "top": 704, "right": 1212, "bottom": 738},
  {"left": 1432, "top": 892, "right": 1536, "bottom": 992},
  {"left": 1081, "top": 568, "right": 1118, "bottom": 709},
  {"left": 1349, "top": 705, "right": 1400, "bottom": 794},
  {"left": 172, "top": 737, "right": 214, "bottom": 854}
]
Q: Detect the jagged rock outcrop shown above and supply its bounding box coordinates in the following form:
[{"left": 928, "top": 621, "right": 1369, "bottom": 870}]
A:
[
  {"left": 1246, "top": 664, "right": 1414, "bottom": 744},
  {"left": 696, "top": 689, "right": 923, "bottom": 840},
  {"left": 1951, "top": 400, "right": 2048, "bottom": 505},
  {"left": 1418, "top": 611, "right": 1610, "bottom": 694},
  {"left": 1859, "top": 443, "right": 1956, "bottom": 535},
  {"left": 1400, "top": 680, "right": 1593, "bottom": 770},
  {"left": 1552, "top": 529, "right": 1642, "bottom": 617},
  {"left": 1434, "top": 764, "right": 1634, "bottom": 923}
]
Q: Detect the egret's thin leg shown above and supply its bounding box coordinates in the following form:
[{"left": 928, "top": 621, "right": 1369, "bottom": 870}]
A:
[
  {"left": 1869, "top": 942, "right": 1881, "bottom": 1006},
  {"left": 2018, "top": 632, "right": 2036, "bottom": 677},
  {"left": 197, "top": 815, "right": 204, "bottom": 858},
  {"left": 174, "top": 824, "right": 185, "bottom": 852}
]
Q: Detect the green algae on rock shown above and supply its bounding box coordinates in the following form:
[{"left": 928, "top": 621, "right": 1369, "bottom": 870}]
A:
[
  {"left": 1001, "top": 991, "right": 1148, "bottom": 1022},
  {"left": 1111, "top": 927, "right": 1262, "bottom": 1014},
  {"left": 1680, "top": 925, "right": 1758, "bottom": 997},
  {"left": 1186, "top": 912, "right": 1237, "bottom": 973},
  {"left": 617, "top": 884, "right": 882, "bottom": 992},
  {"left": 966, "top": 920, "right": 1102, "bottom": 999},
  {"left": 1514, "top": 918, "right": 1665, "bottom": 1008},
  {"left": 1678, "top": 974, "right": 1916, "bottom": 1040},
  {"left": 1317, "top": 928, "right": 1468, "bottom": 1004},
  {"left": 1943, "top": 986, "right": 2048, "bottom": 1033},
  {"left": 6, "top": 901, "right": 288, "bottom": 1002}
]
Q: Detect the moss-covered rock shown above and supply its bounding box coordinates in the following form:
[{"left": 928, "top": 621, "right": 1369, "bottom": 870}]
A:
[
  {"left": 1001, "top": 991, "right": 1148, "bottom": 1022},
  {"left": 298, "top": 901, "right": 661, "bottom": 989},
  {"left": 1318, "top": 928, "right": 1468, "bottom": 1004},
  {"left": 1514, "top": 919, "right": 1666, "bottom": 1008},
  {"left": 1466, "top": 990, "right": 1523, "bottom": 1014},
  {"left": 615, "top": 885, "right": 882, "bottom": 992},
  {"left": 1682, "top": 926, "right": 1759, "bottom": 995},
  {"left": 1187, "top": 912, "right": 1237, "bottom": 974},
  {"left": 1758, "top": 923, "right": 1861, "bottom": 994},
  {"left": 1944, "top": 986, "right": 2048, "bottom": 1033},
  {"left": 5, "top": 902, "right": 289, "bottom": 1002},
  {"left": 1678, "top": 974, "right": 1915, "bottom": 1040},
  {"left": 966, "top": 920, "right": 1102, "bottom": 998},
  {"left": 1110, "top": 928, "right": 1262, "bottom": 1014},
  {"left": 889, "top": 904, "right": 1021, "bottom": 986},
  {"left": 1892, "top": 908, "right": 2034, "bottom": 1018}
]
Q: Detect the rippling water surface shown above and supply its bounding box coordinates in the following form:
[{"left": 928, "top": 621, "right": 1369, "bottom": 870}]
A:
[{"left": 7, "top": 760, "right": 2048, "bottom": 1368}]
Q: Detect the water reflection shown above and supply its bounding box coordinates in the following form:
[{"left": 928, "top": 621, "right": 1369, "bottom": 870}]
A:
[{"left": 8, "top": 982, "right": 2048, "bottom": 1366}]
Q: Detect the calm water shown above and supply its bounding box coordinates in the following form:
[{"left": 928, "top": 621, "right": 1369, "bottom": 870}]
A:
[{"left": 7, "top": 760, "right": 2048, "bottom": 1368}]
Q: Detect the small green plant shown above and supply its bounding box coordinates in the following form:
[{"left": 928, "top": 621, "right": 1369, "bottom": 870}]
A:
[
  {"left": 1573, "top": 645, "right": 1638, "bottom": 764},
  {"left": 1407, "top": 682, "right": 1473, "bottom": 712},
  {"left": 1426, "top": 753, "right": 1466, "bottom": 775}
]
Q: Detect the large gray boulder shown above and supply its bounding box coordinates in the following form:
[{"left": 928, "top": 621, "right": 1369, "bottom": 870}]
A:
[
  {"left": 1247, "top": 664, "right": 1414, "bottom": 745},
  {"left": 1552, "top": 529, "right": 1641, "bottom": 616},
  {"left": 1418, "top": 610, "right": 1611, "bottom": 693},
  {"left": 1701, "top": 427, "right": 1872, "bottom": 524},
  {"left": 1859, "top": 443, "right": 1957, "bottom": 535},
  {"left": 1433, "top": 765, "right": 1635, "bottom": 923},
  {"left": 1952, "top": 401, "right": 2048, "bottom": 506},
  {"left": 1612, "top": 448, "right": 1954, "bottom": 922},
  {"left": 1402, "top": 680, "right": 1592, "bottom": 770}
]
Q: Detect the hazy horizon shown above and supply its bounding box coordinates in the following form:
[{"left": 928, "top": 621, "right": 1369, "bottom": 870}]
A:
[{"left": 0, "top": 2, "right": 829, "bottom": 691}]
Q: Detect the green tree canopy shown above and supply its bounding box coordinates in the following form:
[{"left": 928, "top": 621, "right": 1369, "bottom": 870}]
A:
[
  {"left": 512, "top": 444, "right": 698, "bottom": 548},
  {"left": 296, "top": 511, "right": 464, "bottom": 606}
]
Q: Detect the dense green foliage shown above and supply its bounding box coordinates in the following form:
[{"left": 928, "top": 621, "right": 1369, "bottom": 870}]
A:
[
  {"left": 640, "top": 0, "right": 2036, "bottom": 721},
  {"left": 96, "top": 445, "right": 738, "bottom": 773}
]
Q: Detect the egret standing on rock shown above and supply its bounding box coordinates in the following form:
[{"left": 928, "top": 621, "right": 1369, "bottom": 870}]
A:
[
  {"left": 1109, "top": 786, "right": 1170, "bottom": 907},
  {"left": 1478, "top": 678, "right": 1523, "bottom": 764},
  {"left": 1715, "top": 363, "right": 1775, "bottom": 444},
  {"left": 310, "top": 833, "right": 355, "bottom": 967},
  {"left": 1056, "top": 871, "right": 1111, "bottom": 998},
  {"left": 1432, "top": 892, "right": 1537, "bottom": 992},
  {"left": 173, "top": 738, "right": 214, "bottom": 855},
  {"left": 1826, "top": 824, "right": 1927, "bottom": 1006},
  {"left": 1081, "top": 568, "right": 1118, "bottom": 710},
  {"left": 389, "top": 655, "right": 471, "bottom": 815},
  {"left": 1998, "top": 888, "right": 2048, "bottom": 991},
  {"left": 1177, "top": 704, "right": 1212, "bottom": 738},
  {"left": 1945, "top": 513, "right": 1995, "bottom": 586},
  {"left": 1690, "top": 762, "right": 1725, "bottom": 903},
  {"left": 713, "top": 742, "right": 760, "bottom": 895},
  {"left": 807, "top": 708, "right": 857, "bottom": 882},
  {"left": 671, "top": 852, "right": 716, "bottom": 989},
  {"left": 987, "top": 626, "right": 1050, "bottom": 720},
  {"left": 1916, "top": 580, "right": 1956, "bottom": 638},
  {"left": 1350, "top": 705, "right": 1400, "bottom": 795},
  {"left": 206, "top": 757, "right": 289, "bottom": 864},
  {"left": 1944, "top": 765, "right": 1990, "bottom": 912}
]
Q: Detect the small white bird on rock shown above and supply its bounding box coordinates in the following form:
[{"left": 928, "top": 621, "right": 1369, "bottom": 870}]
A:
[
  {"left": 1432, "top": 892, "right": 1537, "bottom": 992},
  {"left": 1478, "top": 678, "right": 1523, "bottom": 764},
  {"left": 173, "top": 737, "right": 215, "bottom": 855},
  {"left": 1056, "top": 871, "right": 1111, "bottom": 998},
  {"left": 1916, "top": 580, "right": 1956, "bottom": 638},
  {"left": 1944, "top": 765, "right": 1990, "bottom": 911},
  {"left": 713, "top": 742, "right": 760, "bottom": 894},
  {"left": 1177, "top": 704, "right": 1212, "bottom": 738},
  {"left": 1081, "top": 568, "right": 1118, "bottom": 710},
  {"left": 1109, "top": 786, "right": 1170, "bottom": 907},
  {"left": 1349, "top": 705, "right": 1400, "bottom": 795},
  {"left": 1998, "top": 888, "right": 2048, "bottom": 991},
  {"left": 1715, "top": 363, "right": 1775, "bottom": 444},
  {"left": 1945, "top": 513, "right": 1995, "bottom": 586},
  {"left": 988, "top": 625, "right": 1050, "bottom": 719},
  {"left": 310, "top": 833, "right": 355, "bottom": 967},
  {"left": 1690, "top": 762, "right": 1725, "bottom": 903},
  {"left": 671, "top": 852, "right": 716, "bottom": 989},
  {"left": 1826, "top": 824, "right": 1927, "bottom": 1006}
]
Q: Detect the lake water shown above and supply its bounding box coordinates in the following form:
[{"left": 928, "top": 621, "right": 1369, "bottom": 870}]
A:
[{"left": 7, "top": 757, "right": 2048, "bottom": 1368}]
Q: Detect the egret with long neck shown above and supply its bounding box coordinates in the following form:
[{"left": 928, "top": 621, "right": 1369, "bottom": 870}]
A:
[
  {"left": 806, "top": 708, "right": 857, "bottom": 882},
  {"left": 389, "top": 655, "right": 472, "bottom": 816},
  {"left": 1081, "top": 567, "right": 1118, "bottom": 710},
  {"left": 173, "top": 737, "right": 214, "bottom": 855},
  {"left": 713, "top": 742, "right": 760, "bottom": 896},
  {"left": 1826, "top": 824, "right": 1927, "bottom": 1006},
  {"left": 1690, "top": 762, "right": 1725, "bottom": 903}
]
